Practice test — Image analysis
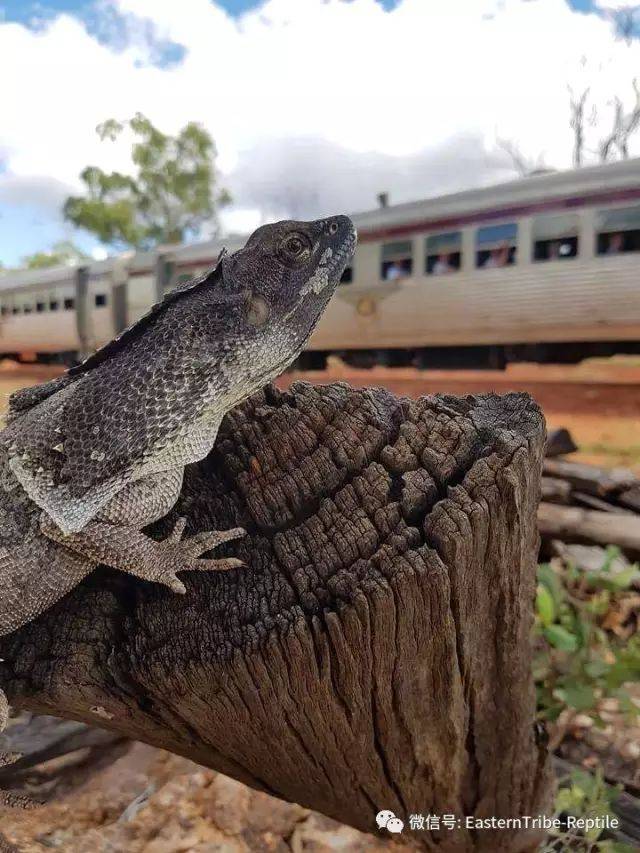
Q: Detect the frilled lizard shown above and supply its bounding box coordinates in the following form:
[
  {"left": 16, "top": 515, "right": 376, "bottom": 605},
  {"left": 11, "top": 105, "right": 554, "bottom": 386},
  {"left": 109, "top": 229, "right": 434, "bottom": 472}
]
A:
[{"left": 0, "top": 216, "right": 356, "bottom": 799}]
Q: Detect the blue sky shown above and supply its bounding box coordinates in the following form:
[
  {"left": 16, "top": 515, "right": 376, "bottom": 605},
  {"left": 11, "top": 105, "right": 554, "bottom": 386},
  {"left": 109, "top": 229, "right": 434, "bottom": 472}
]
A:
[
  {"left": 0, "top": 0, "right": 638, "bottom": 267},
  {"left": 0, "top": 0, "right": 607, "bottom": 28}
]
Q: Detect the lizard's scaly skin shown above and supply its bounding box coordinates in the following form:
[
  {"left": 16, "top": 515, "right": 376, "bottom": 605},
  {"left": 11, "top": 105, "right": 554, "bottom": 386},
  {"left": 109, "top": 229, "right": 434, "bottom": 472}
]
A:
[{"left": 0, "top": 216, "right": 356, "bottom": 745}]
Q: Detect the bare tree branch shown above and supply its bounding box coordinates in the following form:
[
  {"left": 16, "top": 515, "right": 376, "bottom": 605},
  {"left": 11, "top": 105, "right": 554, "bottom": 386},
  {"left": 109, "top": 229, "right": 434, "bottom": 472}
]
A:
[
  {"left": 568, "top": 85, "right": 590, "bottom": 168},
  {"left": 496, "top": 137, "right": 546, "bottom": 176}
]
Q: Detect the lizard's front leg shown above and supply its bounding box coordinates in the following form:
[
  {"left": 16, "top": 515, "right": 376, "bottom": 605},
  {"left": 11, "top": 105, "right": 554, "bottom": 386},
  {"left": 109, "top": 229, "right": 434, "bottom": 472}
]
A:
[
  {"left": 41, "top": 470, "right": 245, "bottom": 593},
  {"left": 40, "top": 516, "right": 245, "bottom": 595}
]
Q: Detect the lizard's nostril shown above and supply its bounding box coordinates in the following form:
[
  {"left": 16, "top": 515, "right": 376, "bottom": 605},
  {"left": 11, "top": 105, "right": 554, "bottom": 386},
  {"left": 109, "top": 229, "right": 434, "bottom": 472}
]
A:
[{"left": 329, "top": 221, "right": 339, "bottom": 235}]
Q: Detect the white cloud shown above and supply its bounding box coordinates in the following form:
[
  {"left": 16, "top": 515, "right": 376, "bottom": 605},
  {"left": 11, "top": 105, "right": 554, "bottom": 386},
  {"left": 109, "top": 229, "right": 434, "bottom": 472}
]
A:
[
  {"left": 225, "top": 131, "right": 513, "bottom": 221},
  {"left": 594, "top": 1, "right": 638, "bottom": 9},
  {"left": 0, "top": 0, "right": 639, "bottom": 253},
  {"left": 0, "top": 174, "right": 73, "bottom": 212}
]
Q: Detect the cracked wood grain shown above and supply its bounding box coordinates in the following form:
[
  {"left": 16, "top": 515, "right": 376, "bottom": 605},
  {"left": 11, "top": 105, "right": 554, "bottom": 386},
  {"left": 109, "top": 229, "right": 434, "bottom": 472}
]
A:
[{"left": 0, "top": 382, "right": 552, "bottom": 851}]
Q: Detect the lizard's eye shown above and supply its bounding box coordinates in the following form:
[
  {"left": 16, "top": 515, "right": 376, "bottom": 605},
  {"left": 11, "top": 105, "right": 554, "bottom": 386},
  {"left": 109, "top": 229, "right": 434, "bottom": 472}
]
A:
[
  {"left": 278, "top": 232, "right": 311, "bottom": 266},
  {"left": 247, "top": 294, "right": 270, "bottom": 327}
]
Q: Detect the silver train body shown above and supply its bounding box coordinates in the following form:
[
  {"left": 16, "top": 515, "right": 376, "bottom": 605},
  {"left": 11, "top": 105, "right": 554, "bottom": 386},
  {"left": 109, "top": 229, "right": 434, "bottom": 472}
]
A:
[{"left": 1, "top": 159, "right": 639, "bottom": 369}]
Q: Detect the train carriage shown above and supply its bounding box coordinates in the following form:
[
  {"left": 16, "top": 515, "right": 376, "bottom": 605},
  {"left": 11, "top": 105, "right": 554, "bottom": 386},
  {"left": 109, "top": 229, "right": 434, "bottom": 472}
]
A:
[{"left": 0, "top": 158, "right": 639, "bottom": 369}]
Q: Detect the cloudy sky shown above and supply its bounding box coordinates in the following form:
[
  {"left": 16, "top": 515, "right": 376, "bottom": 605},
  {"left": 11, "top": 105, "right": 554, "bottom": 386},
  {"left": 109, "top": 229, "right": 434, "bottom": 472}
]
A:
[{"left": 0, "top": 0, "right": 639, "bottom": 265}]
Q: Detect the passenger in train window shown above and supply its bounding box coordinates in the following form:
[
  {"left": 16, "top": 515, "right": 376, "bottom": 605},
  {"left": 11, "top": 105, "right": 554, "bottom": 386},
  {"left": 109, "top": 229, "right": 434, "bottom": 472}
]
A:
[
  {"left": 606, "top": 232, "right": 624, "bottom": 254},
  {"left": 11, "top": 307, "right": 20, "bottom": 315},
  {"left": 385, "top": 261, "right": 403, "bottom": 280},
  {"left": 36, "top": 302, "right": 46, "bottom": 312},
  {"left": 63, "top": 298, "right": 75, "bottom": 310},
  {"left": 476, "top": 223, "right": 517, "bottom": 268},
  {"left": 383, "top": 259, "right": 412, "bottom": 280},
  {"left": 534, "top": 237, "right": 578, "bottom": 261},
  {"left": 595, "top": 230, "right": 640, "bottom": 255},
  {"left": 49, "top": 300, "right": 59, "bottom": 311},
  {"left": 425, "top": 232, "right": 461, "bottom": 275},
  {"left": 381, "top": 240, "right": 413, "bottom": 280},
  {"left": 481, "top": 244, "right": 512, "bottom": 268},
  {"left": 430, "top": 252, "right": 459, "bottom": 275}
]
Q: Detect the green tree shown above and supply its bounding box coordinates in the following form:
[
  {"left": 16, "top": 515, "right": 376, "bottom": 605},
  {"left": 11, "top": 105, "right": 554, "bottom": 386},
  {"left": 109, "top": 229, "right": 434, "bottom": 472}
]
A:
[
  {"left": 21, "top": 240, "right": 89, "bottom": 270},
  {"left": 64, "top": 113, "right": 230, "bottom": 250}
]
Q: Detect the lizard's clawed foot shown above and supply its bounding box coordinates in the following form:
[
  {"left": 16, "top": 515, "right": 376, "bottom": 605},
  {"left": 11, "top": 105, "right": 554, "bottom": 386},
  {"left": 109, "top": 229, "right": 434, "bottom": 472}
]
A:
[{"left": 155, "top": 519, "right": 247, "bottom": 594}]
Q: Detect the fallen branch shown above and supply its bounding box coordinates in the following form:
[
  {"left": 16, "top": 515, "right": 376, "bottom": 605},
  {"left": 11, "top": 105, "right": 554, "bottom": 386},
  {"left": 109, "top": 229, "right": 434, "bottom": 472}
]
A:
[
  {"left": 0, "top": 716, "right": 124, "bottom": 780},
  {"left": 542, "top": 460, "right": 638, "bottom": 498},
  {"left": 541, "top": 477, "right": 572, "bottom": 505},
  {"left": 538, "top": 502, "right": 640, "bottom": 554}
]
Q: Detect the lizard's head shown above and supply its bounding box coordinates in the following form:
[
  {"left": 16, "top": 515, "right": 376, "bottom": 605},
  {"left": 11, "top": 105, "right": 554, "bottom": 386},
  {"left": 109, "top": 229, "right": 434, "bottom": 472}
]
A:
[{"left": 220, "top": 215, "right": 356, "bottom": 357}]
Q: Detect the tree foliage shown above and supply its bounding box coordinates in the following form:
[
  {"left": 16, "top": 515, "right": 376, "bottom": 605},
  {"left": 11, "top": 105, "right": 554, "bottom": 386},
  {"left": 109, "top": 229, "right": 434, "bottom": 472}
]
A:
[
  {"left": 21, "top": 240, "right": 88, "bottom": 270},
  {"left": 64, "top": 113, "right": 230, "bottom": 250}
]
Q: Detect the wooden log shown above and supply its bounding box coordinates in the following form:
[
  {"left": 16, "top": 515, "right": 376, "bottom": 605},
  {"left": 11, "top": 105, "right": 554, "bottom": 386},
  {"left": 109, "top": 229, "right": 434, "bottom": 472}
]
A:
[
  {"left": 572, "top": 491, "right": 636, "bottom": 515},
  {"left": 538, "top": 502, "right": 640, "bottom": 553},
  {"left": 550, "top": 541, "right": 633, "bottom": 575},
  {"left": 541, "top": 476, "right": 572, "bottom": 504},
  {"left": 0, "top": 715, "right": 125, "bottom": 780},
  {"left": 542, "top": 459, "right": 638, "bottom": 497},
  {"left": 618, "top": 486, "right": 640, "bottom": 513},
  {"left": 0, "top": 384, "right": 552, "bottom": 852}
]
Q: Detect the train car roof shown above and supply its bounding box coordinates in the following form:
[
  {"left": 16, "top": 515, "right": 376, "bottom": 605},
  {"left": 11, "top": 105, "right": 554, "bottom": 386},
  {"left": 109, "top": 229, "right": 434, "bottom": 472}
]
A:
[
  {"left": 349, "top": 157, "right": 640, "bottom": 232},
  {"left": 0, "top": 158, "right": 638, "bottom": 290},
  {"left": 0, "top": 263, "right": 77, "bottom": 292}
]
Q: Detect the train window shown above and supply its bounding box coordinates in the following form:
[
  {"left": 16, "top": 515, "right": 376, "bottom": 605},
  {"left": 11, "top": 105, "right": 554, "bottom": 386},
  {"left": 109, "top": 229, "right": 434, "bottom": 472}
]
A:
[
  {"left": 36, "top": 302, "right": 46, "bottom": 312},
  {"left": 95, "top": 293, "right": 108, "bottom": 307},
  {"left": 23, "top": 305, "right": 33, "bottom": 314},
  {"left": 339, "top": 265, "right": 353, "bottom": 285},
  {"left": 425, "top": 232, "right": 461, "bottom": 275},
  {"left": 64, "top": 298, "right": 75, "bottom": 310},
  {"left": 596, "top": 204, "right": 640, "bottom": 255},
  {"left": 0, "top": 306, "right": 7, "bottom": 317},
  {"left": 49, "top": 300, "right": 59, "bottom": 311},
  {"left": 381, "top": 240, "right": 413, "bottom": 280},
  {"left": 533, "top": 214, "right": 579, "bottom": 261},
  {"left": 476, "top": 222, "right": 518, "bottom": 268},
  {"left": 11, "top": 306, "right": 20, "bottom": 315}
]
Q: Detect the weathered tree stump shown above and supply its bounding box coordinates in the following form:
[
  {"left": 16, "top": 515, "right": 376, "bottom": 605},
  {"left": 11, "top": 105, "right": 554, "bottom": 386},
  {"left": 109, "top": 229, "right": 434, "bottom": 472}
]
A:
[{"left": 0, "top": 382, "right": 552, "bottom": 851}]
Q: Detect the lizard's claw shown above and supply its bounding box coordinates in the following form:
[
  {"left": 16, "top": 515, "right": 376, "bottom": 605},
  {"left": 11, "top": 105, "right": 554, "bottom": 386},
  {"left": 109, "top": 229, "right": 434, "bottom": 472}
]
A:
[
  {"left": 160, "top": 573, "right": 188, "bottom": 595},
  {"left": 184, "top": 527, "right": 246, "bottom": 555},
  {"left": 167, "top": 516, "right": 188, "bottom": 544},
  {"left": 156, "top": 526, "right": 247, "bottom": 593}
]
